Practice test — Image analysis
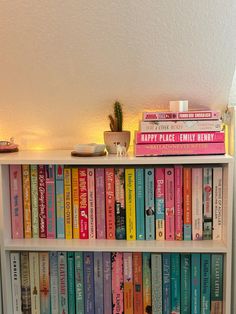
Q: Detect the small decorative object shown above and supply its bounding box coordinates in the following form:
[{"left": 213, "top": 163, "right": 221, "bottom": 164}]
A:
[
  {"left": 104, "top": 101, "right": 130, "bottom": 154},
  {"left": 169, "top": 100, "right": 188, "bottom": 112},
  {"left": 116, "top": 143, "right": 127, "bottom": 157},
  {"left": 71, "top": 143, "right": 106, "bottom": 157},
  {"left": 0, "top": 137, "right": 19, "bottom": 153}
]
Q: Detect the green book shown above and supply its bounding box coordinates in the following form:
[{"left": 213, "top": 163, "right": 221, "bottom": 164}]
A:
[{"left": 75, "top": 252, "right": 84, "bottom": 314}]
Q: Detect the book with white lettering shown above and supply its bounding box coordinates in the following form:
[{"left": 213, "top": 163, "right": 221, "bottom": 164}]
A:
[{"left": 143, "top": 110, "right": 221, "bottom": 121}]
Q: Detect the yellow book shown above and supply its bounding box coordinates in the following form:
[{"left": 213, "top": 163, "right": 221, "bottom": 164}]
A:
[
  {"left": 125, "top": 168, "right": 136, "bottom": 240},
  {"left": 72, "top": 168, "right": 79, "bottom": 238},
  {"left": 22, "top": 165, "right": 32, "bottom": 238},
  {"left": 64, "top": 167, "right": 72, "bottom": 239}
]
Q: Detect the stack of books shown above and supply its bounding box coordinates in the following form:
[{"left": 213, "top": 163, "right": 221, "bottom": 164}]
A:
[{"left": 134, "top": 110, "right": 225, "bottom": 156}]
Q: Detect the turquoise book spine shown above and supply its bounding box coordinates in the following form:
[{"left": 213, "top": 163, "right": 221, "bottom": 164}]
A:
[
  {"left": 55, "top": 165, "right": 65, "bottom": 239},
  {"left": 75, "top": 252, "right": 84, "bottom": 314},
  {"left": 145, "top": 169, "right": 155, "bottom": 240},
  {"left": 135, "top": 168, "right": 145, "bottom": 240},
  {"left": 58, "top": 252, "right": 68, "bottom": 314},
  {"left": 191, "top": 254, "right": 201, "bottom": 314},
  {"left": 68, "top": 252, "right": 76, "bottom": 314},
  {"left": 163, "top": 253, "right": 171, "bottom": 314},
  {"left": 171, "top": 253, "right": 180, "bottom": 314},
  {"left": 201, "top": 254, "right": 211, "bottom": 314},
  {"left": 211, "top": 254, "right": 223, "bottom": 313},
  {"left": 181, "top": 254, "right": 191, "bottom": 313},
  {"left": 151, "top": 253, "right": 162, "bottom": 314}
]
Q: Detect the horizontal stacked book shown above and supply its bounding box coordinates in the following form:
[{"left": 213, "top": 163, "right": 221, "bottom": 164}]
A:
[
  {"left": 10, "top": 164, "right": 223, "bottom": 241},
  {"left": 10, "top": 251, "right": 224, "bottom": 314},
  {"left": 134, "top": 110, "right": 225, "bottom": 156}
]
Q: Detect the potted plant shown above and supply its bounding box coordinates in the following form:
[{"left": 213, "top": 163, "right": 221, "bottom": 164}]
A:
[{"left": 104, "top": 101, "right": 131, "bottom": 154}]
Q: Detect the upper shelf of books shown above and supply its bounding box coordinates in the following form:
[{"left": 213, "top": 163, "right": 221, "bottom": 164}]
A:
[{"left": 0, "top": 150, "right": 233, "bottom": 165}]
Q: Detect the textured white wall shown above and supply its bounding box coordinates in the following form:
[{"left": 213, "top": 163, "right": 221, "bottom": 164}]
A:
[{"left": 0, "top": 0, "right": 236, "bottom": 149}]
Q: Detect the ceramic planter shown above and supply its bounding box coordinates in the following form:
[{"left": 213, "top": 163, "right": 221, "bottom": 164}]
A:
[{"left": 104, "top": 131, "right": 131, "bottom": 154}]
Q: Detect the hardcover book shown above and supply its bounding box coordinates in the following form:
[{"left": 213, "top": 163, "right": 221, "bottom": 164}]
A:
[
  {"left": 21, "top": 252, "right": 31, "bottom": 314},
  {"left": 88, "top": 168, "right": 96, "bottom": 239},
  {"left": 75, "top": 252, "right": 84, "bottom": 314},
  {"left": 183, "top": 168, "right": 192, "bottom": 240},
  {"left": 105, "top": 168, "right": 115, "bottom": 239},
  {"left": 143, "top": 110, "right": 221, "bottom": 121},
  {"left": 103, "top": 252, "right": 112, "bottom": 314},
  {"left": 22, "top": 164, "right": 32, "bottom": 238},
  {"left": 55, "top": 165, "right": 65, "bottom": 239},
  {"left": 165, "top": 168, "right": 175, "bottom": 240},
  {"left": 84, "top": 252, "right": 95, "bottom": 314},
  {"left": 125, "top": 168, "right": 136, "bottom": 240},
  {"left": 112, "top": 252, "right": 124, "bottom": 314},
  {"left": 124, "top": 252, "right": 133, "bottom": 314},
  {"left": 94, "top": 252, "right": 104, "bottom": 314},
  {"left": 46, "top": 165, "right": 56, "bottom": 238},
  {"left": 39, "top": 252, "right": 50, "bottom": 314},
  {"left": 192, "top": 168, "right": 203, "bottom": 240},
  {"left": 135, "top": 168, "right": 145, "bottom": 240},
  {"left": 155, "top": 168, "right": 165, "bottom": 240},
  {"left": 10, "top": 252, "right": 22, "bottom": 314},
  {"left": 115, "top": 168, "right": 126, "bottom": 239},
  {"left": 72, "top": 167, "right": 80, "bottom": 239},
  {"left": 38, "top": 165, "right": 47, "bottom": 238},
  {"left": 79, "top": 168, "right": 89, "bottom": 239},
  {"left": 145, "top": 169, "right": 155, "bottom": 240},
  {"left": 95, "top": 168, "right": 106, "bottom": 239},
  {"left": 133, "top": 252, "right": 143, "bottom": 314},
  {"left": 58, "top": 252, "right": 68, "bottom": 314},
  {"left": 31, "top": 165, "right": 39, "bottom": 238},
  {"left": 49, "top": 252, "right": 59, "bottom": 314},
  {"left": 64, "top": 167, "right": 73, "bottom": 239}
]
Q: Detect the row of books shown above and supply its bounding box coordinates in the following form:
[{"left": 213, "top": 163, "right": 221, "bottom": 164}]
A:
[
  {"left": 10, "top": 251, "right": 224, "bottom": 314},
  {"left": 134, "top": 110, "right": 225, "bottom": 156},
  {"left": 10, "top": 164, "right": 223, "bottom": 241}
]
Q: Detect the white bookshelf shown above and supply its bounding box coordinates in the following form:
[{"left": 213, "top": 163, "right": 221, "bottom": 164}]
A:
[{"left": 0, "top": 150, "right": 234, "bottom": 313}]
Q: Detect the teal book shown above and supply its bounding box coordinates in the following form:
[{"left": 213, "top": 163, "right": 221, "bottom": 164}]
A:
[
  {"left": 58, "top": 252, "right": 68, "bottom": 314},
  {"left": 143, "top": 252, "right": 152, "bottom": 314},
  {"left": 163, "top": 254, "right": 171, "bottom": 314},
  {"left": 55, "top": 165, "right": 65, "bottom": 238},
  {"left": 151, "top": 253, "right": 162, "bottom": 314},
  {"left": 94, "top": 252, "right": 104, "bottom": 314},
  {"left": 171, "top": 253, "right": 180, "bottom": 314},
  {"left": 201, "top": 254, "right": 211, "bottom": 314},
  {"left": 181, "top": 254, "right": 191, "bottom": 313},
  {"left": 75, "top": 252, "right": 84, "bottom": 314},
  {"left": 135, "top": 168, "right": 145, "bottom": 240},
  {"left": 50, "top": 252, "right": 59, "bottom": 314},
  {"left": 211, "top": 254, "right": 223, "bottom": 314},
  {"left": 145, "top": 169, "right": 155, "bottom": 240},
  {"left": 68, "top": 252, "right": 76, "bottom": 314},
  {"left": 191, "top": 254, "right": 200, "bottom": 314}
]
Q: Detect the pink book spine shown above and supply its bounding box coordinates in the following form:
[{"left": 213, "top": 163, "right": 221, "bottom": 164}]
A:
[
  {"left": 112, "top": 252, "right": 124, "bottom": 314},
  {"left": 87, "top": 168, "right": 96, "bottom": 239},
  {"left": 38, "top": 165, "right": 47, "bottom": 238},
  {"left": 135, "top": 131, "right": 224, "bottom": 144},
  {"left": 174, "top": 166, "right": 183, "bottom": 240},
  {"left": 143, "top": 110, "right": 221, "bottom": 121},
  {"left": 79, "top": 168, "right": 88, "bottom": 239},
  {"left": 105, "top": 168, "right": 115, "bottom": 239},
  {"left": 192, "top": 168, "right": 203, "bottom": 240},
  {"left": 154, "top": 168, "right": 165, "bottom": 240},
  {"left": 165, "top": 168, "right": 175, "bottom": 240},
  {"left": 46, "top": 165, "right": 56, "bottom": 239},
  {"left": 10, "top": 165, "right": 23, "bottom": 239},
  {"left": 95, "top": 168, "right": 106, "bottom": 239},
  {"left": 135, "top": 142, "right": 225, "bottom": 156}
]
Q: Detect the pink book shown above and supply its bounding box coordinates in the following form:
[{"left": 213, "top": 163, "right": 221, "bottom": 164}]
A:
[
  {"left": 154, "top": 168, "right": 165, "bottom": 240},
  {"left": 174, "top": 166, "right": 183, "bottom": 240},
  {"left": 87, "top": 168, "right": 96, "bottom": 239},
  {"left": 105, "top": 168, "right": 115, "bottom": 239},
  {"left": 112, "top": 252, "right": 124, "bottom": 314},
  {"left": 46, "top": 165, "right": 56, "bottom": 238},
  {"left": 38, "top": 165, "right": 47, "bottom": 238},
  {"left": 135, "top": 142, "right": 225, "bottom": 156},
  {"left": 135, "top": 131, "right": 224, "bottom": 144},
  {"left": 143, "top": 110, "right": 221, "bottom": 121},
  {"left": 192, "top": 168, "right": 203, "bottom": 240},
  {"left": 79, "top": 168, "right": 88, "bottom": 239},
  {"left": 95, "top": 168, "right": 106, "bottom": 239},
  {"left": 10, "top": 165, "right": 23, "bottom": 239},
  {"left": 165, "top": 168, "right": 175, "bottom": 240}
]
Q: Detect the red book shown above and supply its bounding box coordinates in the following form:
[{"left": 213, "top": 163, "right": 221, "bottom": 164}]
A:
[
  {"left": 105, "top": 168, "right": 115, "bottom": 239},
  {"left": 79, "top": 168, "right": 88, "bottom": 239},
  {"left": 38, "top": 165, "right": 47, "bottom": 238}
]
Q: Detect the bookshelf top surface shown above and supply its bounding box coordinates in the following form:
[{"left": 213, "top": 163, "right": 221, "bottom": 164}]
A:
[{"left": 0, "top": 150, "right": 233, "bottom": 165}]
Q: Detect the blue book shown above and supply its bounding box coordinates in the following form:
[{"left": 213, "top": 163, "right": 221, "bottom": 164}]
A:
[
  {"left": 181, "top": 254, "right": 191, "bottom": 313},
  {"left": 103, "top": 252, "right": 112, "bottom": 314},
  {"left": 50, "top": 252, "right": 59, "bottom": 314},
  {"left": 163, "top": 253, "right": 171, "bottom": 314},
  {"left": 191, "top": 254, "right": 201, "bottom": 314},
  {"left": 201, "top": 254, "right": 211, "bottom": 314},
  {"left": 135, "top": 168, "right": 145, "bottom": 240},
  {"left": 171, "top": 253, "right": 180, "bottom": 314},
  {"left": 145, "top": 168, "right": 155, "bottom": 240},
  {"left": 94, "top": 252, "right": 104, "bottom": 314},
  {"left": 55, "top": 165, "right": 65, "bottom": 238},
  {"left": 68, "top": 252, "right": 76, "bottom": 314},
  {"left": 84, "top": 252, "right": 95, "bottom": 314},
  {"left": 58, "top": 252, "right": 68, "bottom": 314},
  {"left": 75, "top": 252, "right": 84, "bottom": 314}
]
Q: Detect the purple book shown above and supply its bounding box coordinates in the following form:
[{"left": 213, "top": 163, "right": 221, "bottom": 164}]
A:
[
  {"left": 94, "top": 252, "right": 104, "bottom": 314},
  {"left": 103, "top": 252, "right": 112, "bottom": 314},
  {"left": 84, "top": 252, "right": 95, "bottom": 314},
  {"left": 95, "top": 168, "right": 106, "bottom": 239}
]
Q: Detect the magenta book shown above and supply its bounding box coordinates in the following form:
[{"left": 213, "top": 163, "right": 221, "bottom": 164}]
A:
[
  {"left": 112, "top": 252, "right": 124, "bottom": 314},
  {"left": 165, "top": 168, "right": 175, "bottom": 240},
  {"left": 174, "top": 166, "right": 183, "bottom": 240},
  {"left": 79, "top": 168, "right": 88, "bottom": 239},
  {"left": 105, "top": 168, "right": 115, "bottom": 239},
  {"left": 46, "top": 165, "right": 56, "bottom": 239},
  {"left": 143, "top": 110, "right": 221, "bottom": 121},
  {"left": 38, "top": 165, "right": 47, "bottom": 238},
  {"left": 95, "top": 168, "right": 106, "bottom": 239},
  {"left": 87, "top": 168, "right": 96, "bottom": 239}
]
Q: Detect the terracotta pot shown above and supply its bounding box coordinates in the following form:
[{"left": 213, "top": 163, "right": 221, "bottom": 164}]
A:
[{"left": 104, "top": 131, "right": 131, "bottom": 154}]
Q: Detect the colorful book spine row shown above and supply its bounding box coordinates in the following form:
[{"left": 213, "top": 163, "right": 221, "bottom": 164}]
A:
[
  {"left": 10, "top": 251, "right": 224, "bottom": 314},
  {"left": 10, "top": 165, "right": 223, "bottom": 241}
]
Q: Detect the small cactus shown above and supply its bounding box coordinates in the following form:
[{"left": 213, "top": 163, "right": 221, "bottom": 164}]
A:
[{"left": 108, "top": 101, "right": 123, "bottom": 132}]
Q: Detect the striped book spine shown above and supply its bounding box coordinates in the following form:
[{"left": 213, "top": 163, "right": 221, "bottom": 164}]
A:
[
  {"left": 10, "top": 165, "right": 23, "bottom": 239},
  {"left": 21, "top": 252, "right": 31, "bottom": 313},
  {"left": 68, "top": 252, "right": 76, "bottom": 314},
  {"left": 135, "top": 168, "right": 145, "bottom": 240},
  {"left": 183, "top": 168, "right": 192, "bottom": 240},
  {"left": 171, "top": 253, "right": 180, "bottom": 314},
  {"left": 211, "top": 254, "right": 223, "bottom": 314},
  {"left": 114, "top": 168, "right": 126, "bottom": 239},
  {"left": 22, "top": 165, "right": 32, "bottom": 238},
  {"left": 50, "top": 252, "right": 59, "bottom": 314},
  {"left": 10, "top": 252, "right": 22, "bottom": 314},
  {"left": 155, "top": 168, "right": 165, "bottom": 240},
  {"left": 55, "top": 165, "right": 65, "bottom": 239},
  {"left": 95, "top": 168, "right": 106, "bottom": 239},
  {"left": 124, "top": 252, "right": 133, "bottom": 314},
  {"left": 191, "top": 253, "right": 201, "bottom": 314},
  {"left": 181, "top": 254, "right": 191, "bottom": 313},
  {"left": 29, "top": 252, "right": 40, "bottom": 314},
  {"left": 163, "top": 254, "right": 171, "bottom": 314},
  {"left": 75, "top": 252, "right": 84, "bottom": 314},
  {"left": 64, "top": 167, "right": 73, "bottom": 239},
  {"left": 103, "top": 252, "right": 112, "bottom": 314},
  {"left": 143, "top": 252, "right": 152, "bottom": 314},
  {"left": 72, "top": 168, "right": 80, "bottom": 239},
  {"left": 46, "top": 165, "right": 56, "bottom": 238},
  {"left": 213, "top": 167, "right": 223, "bottom": 240},
  {"left": 58, "top": 252, "right": 68, "bottom": 314},
  {"left": 192, "top": 168, "right": 203, "bottom": 240},
  {"left": 112, "top": 252, "right": 124, "bottom": 314},
  {"left": 165, "top": 168, "right": 175, "bottom": 240},
  {"left": 151, "top": 253, "right": 162, "bottom": 314},
  {"left": 84, "top": 252, "right": 95, "bottom": 314},
  {"left": 94, "top": 252, "right": 104, "bottom": 314},
  {"left": 201, "top": 254, "right": 211, "bottom": 314},
  {"left": 105, "top": 168, "right": 115, "bottom": 239},
  {"left": 203, "top": 168, "right": 213, "bottom": 239},
  {"left": 79, "top": 168, "right": 89, "bottom": 239},
  {"left": 31, "top": 165, "right": 39, "bottom": 238},
  {"left": 125, "top": 168, "right": 136, "bottom": 240},
  {"left": 38, "top": 165, "right": 47, "bottom": 238},
  {"left": 39, "top": 252, "right": 50, "bottom": 314},
  {"left": 174, "top": 166, "right": 183, "bottom": 240},
  {"left": 88, "top": 168, "right": 96, "bottom": 239},
  {"left": 133, "top": 252, "right": 143, "bottom": 314},
  {"left": 145, "top": 169, "right": 155, "bottom": 240}
]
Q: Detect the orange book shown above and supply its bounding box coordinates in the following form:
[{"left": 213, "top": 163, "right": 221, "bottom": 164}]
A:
[
  {"left": 22, "top": 165, "right": 32, "bottom": 238},
  {"left": 183, "top": 168, "right": 192, "bottom": 240},
  {"left": 124, "top": 253, "right": 133, "bottom": 314},
  {"left": 133, "top": 252, "right": 143, "bottom": 314},
  {"left": 105, "top": 168, "right": 115, "bottom": 239}
]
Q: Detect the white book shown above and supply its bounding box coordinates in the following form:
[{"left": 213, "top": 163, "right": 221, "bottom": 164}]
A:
[
  {"left": 29, "top": 252, "right": 40, "bottom": 314},
  {"left": 10, "top": 252, "right": 22, "bottom": 314},
  {"left": 213, "top": 167, "right": 223, "bottom": 240},
  {"left": 50, "top": 252, "right": 59, "bottom": 314},
  {"left": 192, "top": 168, "right": 203, "bottom": 240}
]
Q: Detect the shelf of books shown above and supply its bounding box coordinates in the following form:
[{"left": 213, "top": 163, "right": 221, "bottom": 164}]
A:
[{"left": 0, "top": 151, "right": 233, "bottom": 313}]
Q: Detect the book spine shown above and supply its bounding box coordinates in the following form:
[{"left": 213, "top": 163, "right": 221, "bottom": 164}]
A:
[
  {"left": 171, "top": 253, "right": 181, "bottom": 314},
  {"left": 84, "top": 252, "right": 95, "bottom": 314},
  {"left": 143, "top": 110, "right": 221, "bottom": 121},
  {"left": 22, "top": 165, "right": 32, "bottom": 238},
  {"left": 21, "top": 252, "right": 31, "bottom": 314},
  {"left": 38, "top": 165, "right": 47, "bottom": 238},
  {"left": 181, "top": 254, "right": 191, "bottom": 313},
  {"left": 10, "top": 165, "right": 23, "bottom": 239},
  {"left": 94, "top": 252, "right": 104, "bottom": 314},
  {"left": 165, "top": 168, "right": 175, "bottom": 240},
  {"left": 105, "top": 168, "right": 115, "bottom": 239},
  {"left": 112, "top": 252, "right": 124, "bottom": 314},
  {"left": 64, "top": 167, "right": 72, "bottom": 239},
  {"left": 143, "top": 252, "right": 152, "bottom": 314},
  {"left": 192, "top": 168, "right": 203, "bottom": 240},
  {"left": 135, "top": 168, "right": 145, "bottom": 240},
  {"left": 175, "top": 166, "right": 183, "bottom": 240},
  {"left": 213, "top": 167, "right": 223, "bottom": 240},
  {"left": 191, "top": 253, "right": 201, "bottom": 314},
  {"left": 155, "top": 168, "right": 165, "bottom": 240},
  {"left": 211, "top": 254, "right": 223, "bottom": 314},
  {"left": 29, "top": 252, "right": 40, "bottom": 314},
  {"left": 135, "top": 142, "right": 225, "bottom": 156},
  {"left": 10, "top": 252, "right": 22, "bottom": 314},
  {"left": 87, "top": 168, "right": 96, "bottom": 239},
  {"left": 50, "top": 252, "right": 59, "bottom": 314},
  {"left": 145, "top": 169, "right": 155, "bottom": 240},
  {"left": 183, "top": 168, "right": 192, "bottom": 240},
  {"left": 55, "top": 165, "right": 65, "bottom": 239},
  {"left": 151, "top": 253, "right": 162, "bottom": 314},
  {"left": 58, "top": 252, "right": 68, "bottom": 314},
  {"left": 124, "top": 252, "right": 133, "bottom": 314},
  {"left": 72, "top": 168, "right": 80, "bottom": 239},
  {"left": 135, "top": 131, "right": 225, "bottom": 143},
  {"left": 201, "top": 254, "right": 211, "bottom": 314},
  {"left": 39, "top": 252, "right": 50, "bottom": 314},
  {"left": 125, "top": 168, "right": 136, "bottom": 240},
  {"left": 103, "top": 252, "right": 112, "bottom": 314},
  {"left": 203, "top": 168, "right": 213, "bottom": 240},
  {"left": 95, "top": 168, "right": 106, "bottom": 239},
  {"left": 133, "top": 252, "right": 143, "bottom": 314},
  {"left": 31, "top": 165, "right": 39, "bottom": 238},
  {"left": 67, "top": 252, "right": 76, "bottom": 314},
  {"left": 163, "top": 253, "right": 171, "bottom": 314},
  {"left": 79, "top": 168, "right": 89, "bottom": 239},
  {"left": 46, "top": 165, "right": 56, "bottom": 239},
  {"left": 75, "top": 252, "right": 84, "bottom": 314},
  {"left": 115, "top": 168, "right": 126, "bottom": 239}
]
